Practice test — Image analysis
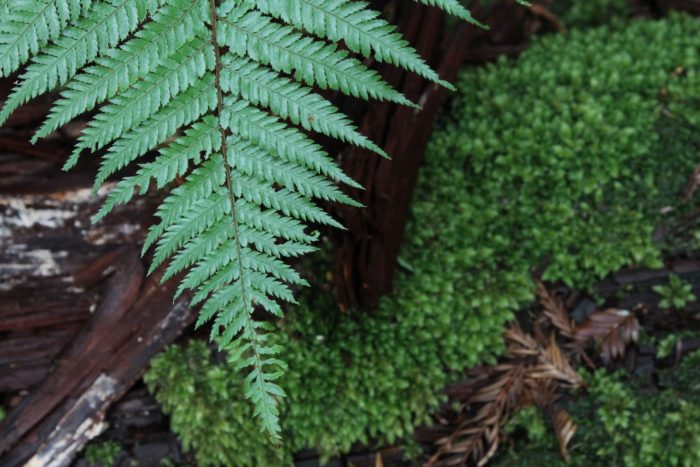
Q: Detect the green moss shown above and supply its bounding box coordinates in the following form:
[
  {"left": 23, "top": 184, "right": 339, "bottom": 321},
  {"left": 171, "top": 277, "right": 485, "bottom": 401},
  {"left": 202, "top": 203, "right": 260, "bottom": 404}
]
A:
[
  {"left": 653, "top": 273, "right": 696, "bottom": 310},
  {"left": 146, "top": 14, "right": 700, "bottom": 465},
  {"left": 495, "top": 364, "right": 700, "bottom": 466},
  {"left": 433, "top": 14, "right": 700, "bottom": 291},
  {"left": 555, "top": 0, "right": 631, "bottom": 30},
  {"left": 574, "top": 369, "right": 700, "bottom": 466},
  {"left": 144, "top": 341, "right": 291, "bottom": 466},
  {"left": 83, "top": 440, "right": 122, "bottom": 467},
  {"left": 660, "top": 347, "right": 700, "bottom": 404}
]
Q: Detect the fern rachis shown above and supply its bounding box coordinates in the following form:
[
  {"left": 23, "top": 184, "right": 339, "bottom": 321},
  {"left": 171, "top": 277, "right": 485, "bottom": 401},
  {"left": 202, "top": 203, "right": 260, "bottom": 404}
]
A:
[{"left": 0, "top": 0, "right": 490, "bottom": 439}]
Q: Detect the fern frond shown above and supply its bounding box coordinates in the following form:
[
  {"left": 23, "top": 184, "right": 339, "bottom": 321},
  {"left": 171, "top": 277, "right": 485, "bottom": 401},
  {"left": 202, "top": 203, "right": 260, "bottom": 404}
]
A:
[
  {"left": 151, "top": 190, "right": 230, "bottom": 272},
  {"left": 230, "top": 136, "right": 357, "bottom": 205},
  {"left": 253, "top": 0, "right": 454, "bottom": 88},
  {"left": 0, "top": 0, "right": 161, "bottom": 126},
  {"left": 0, "top": 0, "right": 92, "bottom": 77},
  {"left": 93, "top": 116, "right": 220, "bottom": 222},
  {"left": 233, "top": 175, "right": 342, "bottom": 228},
  {"left": 220, "top": 54, "right": 385, "bottom": 154},
  {"left": 177, "top": 229, "right": 314, "bottom": 298},
  {"left": 79, "top": 73, "right": 216, "bottom": 174},
  {"left": 163, "top": 215, "right": 231, "bottom": 282},
  {"left": 72, "top": 37, "right": 214, "bottom": 157},
  {"left": 414, "top": 0, "right": 481, "bottom": 24},
  {"left": 218, "top": 4, "right": 414, "bottom": 106},
  {"left": 143, "top": 156, "right": 225, "bottom": 254},
  {"left": 33, "top": 0, "right": 208, "bottom": 142},
  {"left": 222, "top": 99, "right": 360, "bottom": 188},
  {"left": 1, "top": 0, "right": 489, "bottom": 441}
]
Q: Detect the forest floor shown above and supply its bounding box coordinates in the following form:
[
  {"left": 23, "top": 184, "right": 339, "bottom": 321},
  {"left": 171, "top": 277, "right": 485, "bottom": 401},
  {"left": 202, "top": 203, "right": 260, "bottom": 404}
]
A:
[{"left": 3, "top": 1, "right": 700, "bottom": 466}]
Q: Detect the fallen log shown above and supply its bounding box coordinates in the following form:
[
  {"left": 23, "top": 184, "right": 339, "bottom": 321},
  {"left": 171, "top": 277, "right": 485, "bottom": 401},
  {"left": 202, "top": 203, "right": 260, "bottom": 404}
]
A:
[
  {"left": 0, "top": 248, "right": 193, "bottom": 466},
  {"left": 0, "top": 131, "right": 193, "bottom": 466}
]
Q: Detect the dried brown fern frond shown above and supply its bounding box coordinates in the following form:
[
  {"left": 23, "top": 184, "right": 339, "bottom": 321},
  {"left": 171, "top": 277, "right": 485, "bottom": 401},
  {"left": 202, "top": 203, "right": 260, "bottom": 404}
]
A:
[
  {"left": 427, "top": 363, "right": 528, "bottom": 467},
  {"left": 574, "top": 308, "right": 639, "bottom": 363},
  {"left": 536, "top": 280, "right": 576, "bottom": 339},
  {"left": 426, "top": 323, "right": 583, "bottom": 466},
  {"left": 549, "top": 404, "right": 576, "bottom": 463},
  {"left": 425, "top": 283, "right": 642, "bottom": 466},
  {"left": 507, "top": 325, "right": 582, "bottom": 387}
]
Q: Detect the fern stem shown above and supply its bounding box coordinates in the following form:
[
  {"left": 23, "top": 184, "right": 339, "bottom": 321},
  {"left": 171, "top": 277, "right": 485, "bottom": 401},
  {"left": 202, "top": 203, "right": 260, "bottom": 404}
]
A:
[
  {"left": 208, "top": 0, "right": 248, "bottom": 326},
  {"left": 208, "top": 0, "right": 274, "bottom": 436}
]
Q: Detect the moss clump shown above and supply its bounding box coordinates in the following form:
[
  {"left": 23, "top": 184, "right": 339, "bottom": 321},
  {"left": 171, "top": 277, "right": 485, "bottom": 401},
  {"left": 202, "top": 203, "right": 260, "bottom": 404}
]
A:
[
  {"left": 495, "top": 364, "right": 700, "bottom": 466},
  {"left": 555, "top": 0, "right": 631, "bottom": 30},
  {"left": 83, "top": 440, "right": 122, "bottom": 467},
  {"left": 146, "top": 14, "right": 700, "bottom": 465},
  {"left": 144, "top": 342, "right": 290, "bottom": 466},
  {"left": 660, "top": 347, "right": 700, "bottom": 404},
  {"left": 575, "top": 370, "right": 700, "bottom": 466},
  {"left": 429, "top": 14, "right": 700, "bottom": 291}
]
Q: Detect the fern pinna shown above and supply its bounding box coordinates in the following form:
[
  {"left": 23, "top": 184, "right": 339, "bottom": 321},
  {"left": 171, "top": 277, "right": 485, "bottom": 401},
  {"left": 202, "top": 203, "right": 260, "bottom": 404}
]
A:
[{"left": 0, "top": 0, "right": 482, "bottom": 437}]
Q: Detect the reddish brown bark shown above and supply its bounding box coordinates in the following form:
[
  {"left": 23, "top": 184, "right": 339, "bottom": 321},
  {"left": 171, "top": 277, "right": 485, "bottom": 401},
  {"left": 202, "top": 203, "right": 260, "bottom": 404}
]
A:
[
  {"left": 0, "top": 119, "right": 193, "bottom": 465},
  {"left": 333, "top": 1, "right": 556, "bottom": 309}
]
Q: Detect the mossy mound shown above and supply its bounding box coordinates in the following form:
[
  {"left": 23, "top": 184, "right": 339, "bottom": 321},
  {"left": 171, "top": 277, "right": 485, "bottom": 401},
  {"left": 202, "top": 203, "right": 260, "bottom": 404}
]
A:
[
  {"left": 145, "top": 13, "right": 700, "bottom": 465},
  {"left": 495, "top": 358, "right": 700, "bottom": 466}
]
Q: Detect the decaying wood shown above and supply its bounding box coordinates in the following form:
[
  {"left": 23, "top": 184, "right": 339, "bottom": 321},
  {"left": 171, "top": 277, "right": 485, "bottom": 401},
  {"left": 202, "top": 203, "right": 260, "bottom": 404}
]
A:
[
  {"left": 0, "top": 134, "right": 193, "bottom": 466},
  {"left": 0, "top": 249, "right": 193, "bottom": 466}
]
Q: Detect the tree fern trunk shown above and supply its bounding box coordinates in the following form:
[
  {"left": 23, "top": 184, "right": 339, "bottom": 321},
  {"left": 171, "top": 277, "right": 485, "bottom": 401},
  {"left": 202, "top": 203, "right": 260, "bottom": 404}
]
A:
[{"left": 332, "top": 0, "right": 555, "bottom": 310}]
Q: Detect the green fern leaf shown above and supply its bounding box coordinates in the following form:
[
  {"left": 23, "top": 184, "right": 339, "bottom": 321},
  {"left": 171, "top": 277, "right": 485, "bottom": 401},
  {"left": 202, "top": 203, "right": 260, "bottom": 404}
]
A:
[
  {"left": 93, "top": 116, "right": 221, "bottom": 222},
  {"left": 415, "top": 0, "right": 481, "bottom": 24},
  {"left": 253, "top": 0, "right": 455, "bottom": 88},
  {"left": 220, "top": 54, "right": 386, "bottom": 154},
  {"left": 72, "top": 37, "right": 214, "bottom": 157},
  {"left": 0, "top": 0, "right": 161, "bottom": 126},
  {"left": 0, "top": 0, "right": 92, "bottom": 77},
  {"left": 33, "top": 0, "right": 208, "bottom": 142},
  {"left": 218, "top": 4, "right": 415, "bottom": 106},
  {"left": 1, "top": 0, "right": 490, "bottom": 441},
  {"left": 230, "top": 136, "right": 358, "bottom": 205},
  {"left": 77, "top": 74, "right": 217, "bottom": 174},
  {"left": 222, "top": 99, "right": 360, "bottom": 188}
]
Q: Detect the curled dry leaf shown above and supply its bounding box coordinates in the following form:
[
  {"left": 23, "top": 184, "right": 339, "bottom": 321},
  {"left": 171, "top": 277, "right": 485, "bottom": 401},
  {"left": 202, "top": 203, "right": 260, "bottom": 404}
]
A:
[
  {"left": 549, "top": 404, "right": 577, "bottom": 463},
  {"left": 536, "top": 281, "right": 576, "bottom": 339},
  {"left": 574, "top": 308, "right": 640, "bottom": 362}
]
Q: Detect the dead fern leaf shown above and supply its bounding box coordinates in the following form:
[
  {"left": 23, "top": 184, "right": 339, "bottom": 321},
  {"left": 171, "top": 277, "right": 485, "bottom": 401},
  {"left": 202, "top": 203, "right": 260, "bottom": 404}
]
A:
[
  {"left": 536, "top": 281, "right": 576, "bottom": 339},
  {"left": 505, "top": 324, "right": 540, "bottom": 356},
  {"left": 549, "top": 405, "right": 576, "bottom": 463},
  {"left": 427, "top": 364, "right": 527, "bottom": 467},
  {"left": 507, "top": 325, "right": 582, "bottom": 388},
  {"left": 574, "top": 308, "right": 639, "bottom": 362},
  {"left": 532, "top": 335, "right": 583, "bottom": 388},
  {"left": 427, "top": 289, "right": 589, "bottom": 466}
]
